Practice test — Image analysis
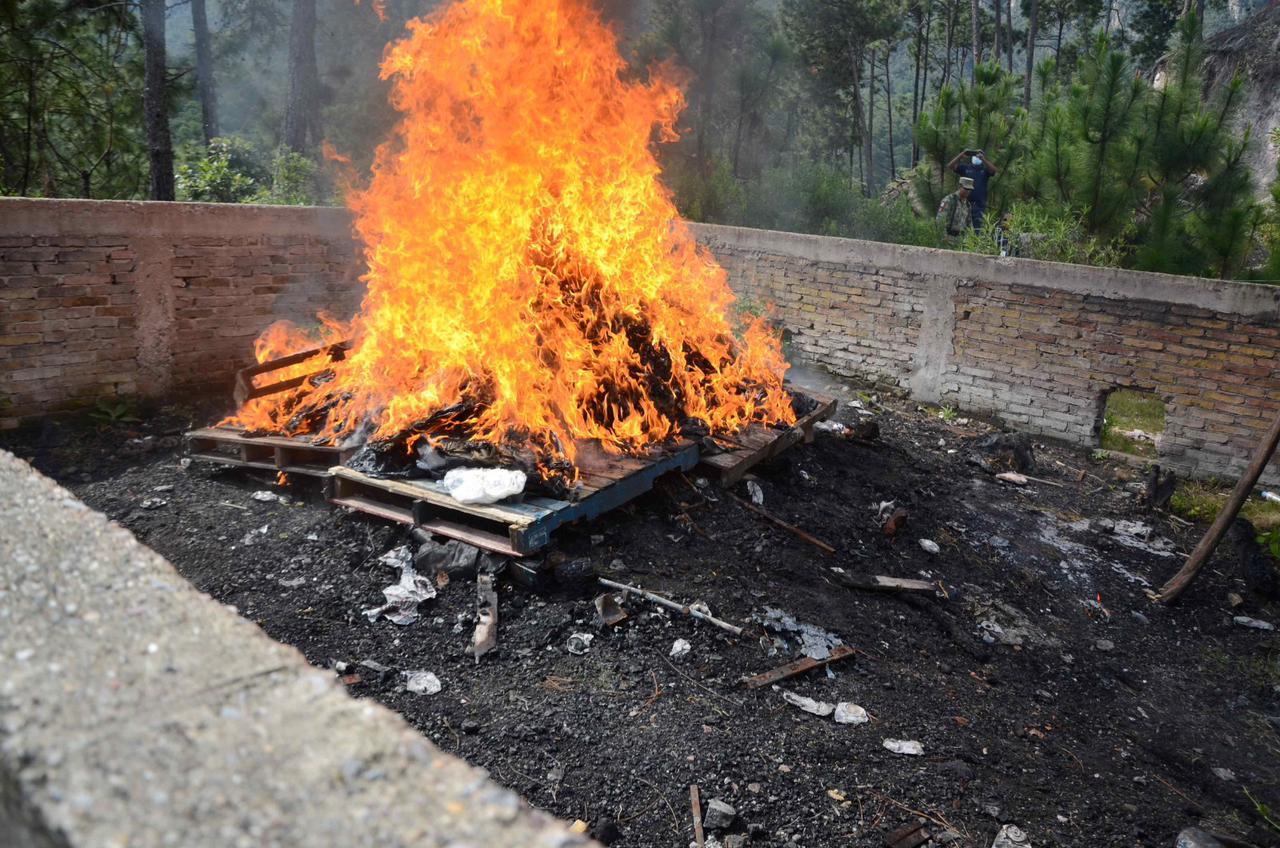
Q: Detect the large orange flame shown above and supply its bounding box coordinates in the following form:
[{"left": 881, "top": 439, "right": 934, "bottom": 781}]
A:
[{"left": 228, "top": 0, "right": 794, "bottom": 473}]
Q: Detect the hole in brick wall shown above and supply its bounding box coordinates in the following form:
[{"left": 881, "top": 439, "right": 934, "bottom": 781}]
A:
[{"left": 1097, "top": 388, "right": 1166, "bottom": 459}]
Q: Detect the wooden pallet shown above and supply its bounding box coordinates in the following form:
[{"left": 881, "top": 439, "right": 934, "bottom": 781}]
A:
[
  {"left": 186, "top": 427, "right": 356, "bottom": 478},
  {"left": 328, "top": 440, "right": 701, "bottom": 557},
  {"left": 698, "top": 387, "right": 838, "bottom": 485}
]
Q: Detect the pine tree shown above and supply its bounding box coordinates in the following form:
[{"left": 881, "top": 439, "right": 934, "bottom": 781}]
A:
[
  {"left": 1070, "top": 31, "right": 1145, "bottom": 236},
  {"left": 1133, "top": 14, "right": 1258, "bottom": 278},
  {"left": 909, "top": 61, "right": 1024, "bottom": 217}
]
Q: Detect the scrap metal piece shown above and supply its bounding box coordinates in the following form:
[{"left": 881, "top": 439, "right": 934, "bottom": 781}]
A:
[{"left": 593, "top": 592, "right": 628, "bottom": 627}]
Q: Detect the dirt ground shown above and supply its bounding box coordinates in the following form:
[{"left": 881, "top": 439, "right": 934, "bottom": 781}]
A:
[{"left": 5, "top": 371, "right": 1280, "bottom": 848}]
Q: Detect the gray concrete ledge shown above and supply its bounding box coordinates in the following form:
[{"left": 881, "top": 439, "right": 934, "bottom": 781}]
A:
[
  {"left": 0, "top": 450, "right": 595, "bottom": 848},
  {"left": 0, "top": 197, "right": 354, "bottom": 241}
]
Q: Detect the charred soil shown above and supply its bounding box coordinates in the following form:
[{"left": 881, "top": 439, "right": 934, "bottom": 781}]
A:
[{"left": 6, "top": 377, "right": 1280, "bottom": 848}]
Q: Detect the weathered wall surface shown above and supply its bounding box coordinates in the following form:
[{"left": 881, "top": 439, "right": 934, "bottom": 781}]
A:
[
  {"left": 3, "top": 199, "right": 1277, "bottom": 482},
  {"left": 694, "top": 224, "right": 1280, "bottom": 483},
  {"left": 0, "top": 199, "right": 362, "bottom": 428}
]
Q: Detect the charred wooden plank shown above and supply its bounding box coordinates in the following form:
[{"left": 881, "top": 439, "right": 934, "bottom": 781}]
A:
[
  {"left": 740, "top": 644, "right": 859, "bottom": 689},
  {"left": 699, "top": 385, "right": 837, "bottom": 486}
]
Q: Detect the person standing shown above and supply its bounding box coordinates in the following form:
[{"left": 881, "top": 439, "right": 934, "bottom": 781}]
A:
[
  {"left": 946, "top": 148, "right": 998, "bottom": 230},
  {"left": 936, "top": 177, "right": 975, "bottom": 244}
]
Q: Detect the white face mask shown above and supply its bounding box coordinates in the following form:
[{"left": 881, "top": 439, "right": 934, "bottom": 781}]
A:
[{"left": 972, "top": 156, "right": 983, "bottom": 166}]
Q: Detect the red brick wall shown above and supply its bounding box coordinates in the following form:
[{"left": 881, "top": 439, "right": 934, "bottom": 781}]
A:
[
  {"left": 0, "top": 200, "right": 362, "bottom": 428},
  {"left": 695, "top": 224, "right": 1280, "bottom": 484},
  {"left": 4, "top": 202, "right": 1277, "bottom": 484}
]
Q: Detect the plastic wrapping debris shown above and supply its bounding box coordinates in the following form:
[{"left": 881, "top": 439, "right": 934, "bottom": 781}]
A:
[
  {"left": 991, "top": 824, "right": 1031, "bottom": 848},
  {"left": 882, "top": 739, "right": 924, "bottom": 756},
  {"left": 566, "top": 632, "right": 594, "bottom": 655},
  {"left": 363, "top": 546, "right": 437, "bottom": 626},
  {"left": 1233, "top": 616, "right": 1275, "bottom": 631},
  {"left": 140, "top": 497, "right": 167, "bottom": 510},
  {"left": 441, "top": 467, "right": 526, "bottom": 504},
  {"left": 919, "top": 539, "right": 940, "bottom": 555},
  {"left": 746, "top": 480, "right": 764, "bottom": 505},
  {"left": 1262, "top": 491, "right": 1280, "bottom": 504},
  {"left": 670, "top": 638, "right": 692, "bottom": 659},
  {"left": 402, "top": 670, "right": 442, "bottom": 695},
  {"left": 757, "top": 607, "right": 843, "bottom": 661},
  {"left": 782, "top": 691, "right": 835, "bottom": 717},
  {"left": 1175, "top": 828, "right": 1225, "bottom": 848},
  {"left": 251, "top": 490, "right": 280, "bottom": 503},
  {"left": 414, "top": 536, "right": 481, "bottom": 577},
  {"left": 834, "top": 703, "right": 869, "bottom": 725},
  {"left": 240, "top": 524, "right": 269, "bottom": 546}
]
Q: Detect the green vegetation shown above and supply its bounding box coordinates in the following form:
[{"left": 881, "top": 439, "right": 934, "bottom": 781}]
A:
[
  {"left": 1169, "top": 480, "right": 1280, "bottom": 532},
  {"left": 88, "top": 396, "right": 141, "bottom": 428},
  {"left": 1245, "top": 788, "right": 1280, "bottom": 838},
  {"left": 1260, "top": 526, "right": 1280, "bottom": 560},
  {"left": 2, "top": 0, "right": 1278, "bottom": 278},
  {"left": 916, "top": 16, "right": 1264, "bottom": 279},
  {"left": 1098, "top": 389, "right": 1165, "bottom": 458}
]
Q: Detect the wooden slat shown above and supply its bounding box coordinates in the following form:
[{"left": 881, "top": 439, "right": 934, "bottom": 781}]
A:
[
  {"left": 415, "top": 516, "right": 523, "bottom": 558},
  {"left": 331, "top": 467, "right": 550, "bottom": 527},
  {"left": 187, "top": 427, "right": 342, "bottom": 453},
  {"left": 329, "top": 493, "right": 414, "bottom": 524},
  {"left": 698, "top": 386, "right": 838, "bottom": 486}
]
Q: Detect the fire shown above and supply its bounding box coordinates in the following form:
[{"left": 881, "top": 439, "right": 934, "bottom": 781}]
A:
[{"left": 227, "top": 0, "right": 794, "bottom": 476}]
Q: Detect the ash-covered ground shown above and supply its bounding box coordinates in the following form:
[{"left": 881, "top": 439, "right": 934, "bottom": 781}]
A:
[{"left": 5, "top": 370, "right": 1279, "bottom": 848}]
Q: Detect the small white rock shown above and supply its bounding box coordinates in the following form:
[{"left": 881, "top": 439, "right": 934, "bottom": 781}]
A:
[
  {"left": 883, "top": 738, "right": 924, "bottom": 756},
  {"left": 670, "top": 638, "right": 692, "bottom": 659},
  {"left": 1234, "top": 616, "right": 1275, "bottom": 631},
  {"left": 403, "top": 671, "right": 442, "bottom": 695},
  {"left": 834, "top": 703, "right": 869, "bottom": 725},
  {"left": 919, "top": 539, "right": 940, "bottom": 555}
]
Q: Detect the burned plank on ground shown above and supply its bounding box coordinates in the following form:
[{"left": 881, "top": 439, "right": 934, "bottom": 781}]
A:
[{"left": 740, "top": 644, "right": 859, "bottom": 689}]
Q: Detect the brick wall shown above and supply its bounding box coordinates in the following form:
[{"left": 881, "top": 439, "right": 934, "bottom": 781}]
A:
[
  {"left": 0, "top": 199, "right": 362, "bottom": 428},
  {"left": 3, "top": 200, "right": 1277, "bottom": 483},
  {"left": 694, "top": 224, "right": 1280, "bottom": 484}
]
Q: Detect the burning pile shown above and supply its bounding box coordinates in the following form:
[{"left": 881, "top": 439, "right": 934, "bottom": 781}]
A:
[{"left": 227, "top": 0, "right": 796, "bottom": 493}]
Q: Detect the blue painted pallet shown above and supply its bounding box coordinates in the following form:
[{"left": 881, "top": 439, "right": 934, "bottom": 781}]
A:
[{"left": 327, "top": 440, "right": 701, "bottom": 557}]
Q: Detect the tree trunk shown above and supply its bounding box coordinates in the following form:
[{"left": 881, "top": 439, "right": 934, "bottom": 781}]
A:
[
  {"left": 1005, "top": 0, "right": 1014, "bottom": 71},
  {"left": 192, "top": 0, "right": 219, "bottom": 145},
  {"left": 970, "top": 0, "right": 981, "bottom": 79},
  {"left": 911, "top": 8, "right": 922, "bottom": 131},
  {"left": 884, "top": 48, "right": 896, "bottom": 179},
  {"left": 942, "top": 1, "right": 955, "bottom": 87},
  {"left": 864, "top": 49, "right": 875, "bottom": 195},
  {"left": 992, "top": 0, "right": 1001, "bottom": 72},
  {"left": 694, "top": 6, "right": 720, "bottom": 169},
  {"left": 1024, "top": 0, "right": 1040, "bottom": 106},
  {"left": 916, "top": 1, "right": 932, "bottom": 164},
  {"left": 142, "top": 0, "right": 174, "bottom": 200},
  {"left": 284, "top": 0, "right": 322, "bottom": 152}
]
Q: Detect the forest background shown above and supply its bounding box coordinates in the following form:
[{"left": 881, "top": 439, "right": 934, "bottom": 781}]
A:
[{"left": 3, "top": 0, "right": 1279, "bottom": 280}]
